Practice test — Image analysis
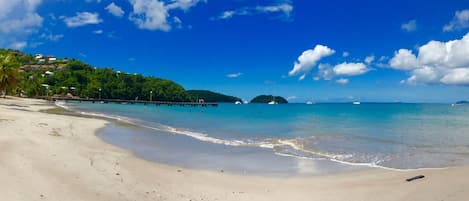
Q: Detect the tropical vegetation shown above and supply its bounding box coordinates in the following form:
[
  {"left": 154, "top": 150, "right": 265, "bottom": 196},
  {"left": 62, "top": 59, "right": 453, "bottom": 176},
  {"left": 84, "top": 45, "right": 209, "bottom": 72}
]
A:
[
  {"left": 0, "top": 53, "right": 20, "bottom": 97},
  {"left": 0, "top": 49, "right": 242, "bottom": 102}
]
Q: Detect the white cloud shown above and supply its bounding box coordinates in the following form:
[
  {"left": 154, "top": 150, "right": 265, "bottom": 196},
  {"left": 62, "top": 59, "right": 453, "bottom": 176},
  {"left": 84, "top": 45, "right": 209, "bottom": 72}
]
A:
[
  {"left": 106, "top": 2, "right": 125, "bottom": 17},
  {"left": 227, "top": 72, "right": 243, "bottom": 78},
  {"left": 441, "top": 68, "right": 469, "bottom": 85},
  {"left": 40, "top": 33, "right": 64, "bottom": 42},
  {"left": 166, "top": 0, "right": 206, "bottom": 11},
  {"left": 336, "top": 78, "right": 349, "bottom": 85},
  {"left": 333, "top": 62, "right": 369, "bottom": 76},
  {"left": 0, "top": 0, "right": 43, "bottom": 49},
  {"left": 129, "top": 0, "right": 169, "bottom": 31},
  {"left": 365, "top": 55, "right": 375, "bottom": 64},
  {"left": 342, "top": 51, "right": 349, "bottom": 57},
  {"left": 128, "top": 0, "right": 203, "bottom": 31},
  {"left": 298, "top": 74, "right": 306, "bottom": 81},
  {"left": 317, "top": 63, "right": 335, "bottom": 80},
  {"left": 401, "top": 19, "right": 417, "bottom": 32},
  {"left": 389, "top": 49, "right": 419, "bottom": 70},
  {"left": 286, "top": 96, "right": 297, "bottom": 101},
  {"left": 63, "top": 12, "right": 102, "bottom": 27},
  {"left": 93, "top": 29, "right": 104, "bottom": 34},
  {"left": 288, "top": 45, "right": 335, "bottom": 77},
  {"left": 443, "top": 9, "right": 469, "bottom": 32},
  {"left": 9, "top": 41, "right": 27, "bottom": 50},
  {"left": 213, "top": 3, "right": 293, "bottom": 20},
  {"left": 390, "top": 32, "right": 469, "bottom": 85}
]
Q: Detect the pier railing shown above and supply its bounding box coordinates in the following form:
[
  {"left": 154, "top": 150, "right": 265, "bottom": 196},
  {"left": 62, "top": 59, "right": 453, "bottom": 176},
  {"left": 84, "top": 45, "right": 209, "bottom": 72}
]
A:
[{"left": 37, "top": 97, "right": 218, "bottom": 107}]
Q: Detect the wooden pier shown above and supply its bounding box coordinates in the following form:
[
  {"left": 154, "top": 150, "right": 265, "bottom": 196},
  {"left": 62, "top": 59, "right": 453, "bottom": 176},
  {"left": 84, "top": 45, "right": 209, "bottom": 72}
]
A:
[{"left": 40, "top": 97, "right": 218, "bottom": 107}]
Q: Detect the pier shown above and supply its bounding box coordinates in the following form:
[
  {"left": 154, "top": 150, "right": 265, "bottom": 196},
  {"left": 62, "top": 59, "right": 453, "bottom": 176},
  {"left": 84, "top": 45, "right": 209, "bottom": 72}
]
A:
[{"left": 39, "top": 97, "right": 218, "bottom": 107}]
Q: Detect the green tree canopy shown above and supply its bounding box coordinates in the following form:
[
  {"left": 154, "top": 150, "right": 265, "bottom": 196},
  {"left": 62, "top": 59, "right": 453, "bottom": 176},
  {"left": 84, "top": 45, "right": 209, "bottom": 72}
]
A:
[{"left": 0, "top": 53, "right": 20, "bottom": 97}]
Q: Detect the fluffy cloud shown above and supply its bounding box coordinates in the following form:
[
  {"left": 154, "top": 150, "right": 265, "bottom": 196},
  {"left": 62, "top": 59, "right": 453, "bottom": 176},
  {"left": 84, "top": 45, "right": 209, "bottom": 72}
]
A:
[
  {"left": 128, "top": 0, "right": 203, "bottom": 31},
  {"left": 389, "top": 49, "right": 419, "bottom": 70},
  {"left": 40, "top": 33, "right": 64, "bottom": 42},
  {"left": 166, "top": 0, "right": 206, "bottom": 11},
  {"left": 0, "top": 0, "right": 43, "bottom": 49},
  {"left": 389, "top": 32, "right": 469, "bottom": 85},
  {"left": 441, "top": 68, "right": 469, "bottom": 85},
  {"left": 106, "top": 2, "right": 125, "bottom": 17},
  {"left": 336, "top": 78, "right": 349, "bottom": 85},
  {"left": 93, "top": 29, "right": 104, "bottom": 34},
  {"left": 443, "top": 9, "right": 469, "bottom": 32},
  {"left": 213, "top": 2, "right": 293, "bottom": 20},
  {"left": 227, "top": 72, "right": 243, "bottom": 78},
  {"left": 401, "top": 19, "right": 417, "bottom": 32},
  {"left": 63, "top": 12, "right": 102, "bottom": 27},
  {"left": 288, "top": 45, "right": 335, "bottom": 77},
  {"left": 364, "top": 55, "right": 375, "bottom": 64},
  {"left": 333, "top": 62, "right": 369, "bottom": 76}
]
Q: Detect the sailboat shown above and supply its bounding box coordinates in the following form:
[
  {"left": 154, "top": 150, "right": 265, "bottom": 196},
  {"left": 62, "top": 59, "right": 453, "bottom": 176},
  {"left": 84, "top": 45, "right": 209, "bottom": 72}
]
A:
[
  {"left": 268, "top": 96, "right": 278, "bottom": 105},
  {"left": 352, "top": 101, "right": 361, "bottom": 105}
]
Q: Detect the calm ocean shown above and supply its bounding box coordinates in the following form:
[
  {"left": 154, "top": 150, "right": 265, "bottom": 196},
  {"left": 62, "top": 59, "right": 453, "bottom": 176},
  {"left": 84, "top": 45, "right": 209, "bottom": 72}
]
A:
[{"left": 58, "top": 101, "right": 469, "bottom": 173}]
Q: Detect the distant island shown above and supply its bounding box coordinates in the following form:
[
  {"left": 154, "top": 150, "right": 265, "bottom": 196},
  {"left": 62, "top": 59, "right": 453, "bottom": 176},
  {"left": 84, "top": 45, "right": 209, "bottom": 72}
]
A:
[
  {"left": 250, "top": 95, "right": 288, "bottom": 104},
  {"left": 186, "top": 90, "right": 241, "bottom": 103},
  {"left": 456, "top": 100, "right": 469, "bottom": 104}
]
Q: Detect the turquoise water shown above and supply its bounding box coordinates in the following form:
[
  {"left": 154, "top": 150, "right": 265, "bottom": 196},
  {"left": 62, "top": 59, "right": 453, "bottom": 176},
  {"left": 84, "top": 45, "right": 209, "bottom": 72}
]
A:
[{"left": 60, "top": 101, "right": 469, "bottom": 170}]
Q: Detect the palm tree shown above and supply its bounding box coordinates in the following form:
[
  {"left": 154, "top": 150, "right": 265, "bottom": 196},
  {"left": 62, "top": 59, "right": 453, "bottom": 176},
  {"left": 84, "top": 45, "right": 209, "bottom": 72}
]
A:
[{"left": 0, "top": 54, "right": 20, "bottom": 98}]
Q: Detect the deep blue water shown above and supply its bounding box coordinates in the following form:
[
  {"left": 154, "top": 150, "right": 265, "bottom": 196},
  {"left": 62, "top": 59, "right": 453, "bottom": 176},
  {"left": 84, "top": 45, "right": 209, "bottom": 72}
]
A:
[{"left": 60, "top": 101, "right": 469, "bottom": 170}]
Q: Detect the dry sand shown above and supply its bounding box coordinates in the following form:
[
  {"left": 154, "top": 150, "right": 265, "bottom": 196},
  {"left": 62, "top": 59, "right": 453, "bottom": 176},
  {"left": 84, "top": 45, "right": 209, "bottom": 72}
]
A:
[{"left": 1, "top": 97, "right": 468, "bottom": 201}]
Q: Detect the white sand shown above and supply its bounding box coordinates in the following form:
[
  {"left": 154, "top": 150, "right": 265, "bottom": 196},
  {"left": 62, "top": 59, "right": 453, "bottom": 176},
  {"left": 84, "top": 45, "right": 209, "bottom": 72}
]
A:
[{"left": 1, "top": 97, "right": 468, "bottom": 201}]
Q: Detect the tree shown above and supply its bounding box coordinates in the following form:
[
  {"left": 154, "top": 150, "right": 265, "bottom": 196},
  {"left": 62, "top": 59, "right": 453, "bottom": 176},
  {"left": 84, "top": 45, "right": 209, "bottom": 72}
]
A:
[{"left": 0, "top": 54, "right": 20, "bottom": 97}]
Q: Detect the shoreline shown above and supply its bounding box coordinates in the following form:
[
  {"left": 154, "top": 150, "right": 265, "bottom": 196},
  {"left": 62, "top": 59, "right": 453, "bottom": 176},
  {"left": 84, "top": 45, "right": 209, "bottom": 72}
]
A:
[
  {"left": 1, "top": 97, "right": 469, "bottom": 200},
  {"left": 52, "top": 100, "right": 458, "bottom": 174}
]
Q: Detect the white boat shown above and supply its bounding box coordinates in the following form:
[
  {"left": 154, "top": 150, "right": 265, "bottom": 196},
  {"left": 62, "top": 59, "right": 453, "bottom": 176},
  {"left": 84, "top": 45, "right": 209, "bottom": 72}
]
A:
[
  {"left": 352, "top": 101, "right": 361, "bottom": 105},
  {"left": 235, "top": 101, "right": 242, "bottom": 105},
  {"left": 243, "top": 101, "right": 249, "bottom": 104},
  {"left": 268, "top": 101, "right": 278, "bottom": 105},
  {"left": 306, "top": 100, "right": 314, "bottom": 105}
]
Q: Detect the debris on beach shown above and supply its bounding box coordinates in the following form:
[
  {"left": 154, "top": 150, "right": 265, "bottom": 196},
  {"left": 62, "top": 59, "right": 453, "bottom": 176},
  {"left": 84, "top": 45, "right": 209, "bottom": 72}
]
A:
[{"left": 406, "top": 175, "right": 425, "bottom": 182}]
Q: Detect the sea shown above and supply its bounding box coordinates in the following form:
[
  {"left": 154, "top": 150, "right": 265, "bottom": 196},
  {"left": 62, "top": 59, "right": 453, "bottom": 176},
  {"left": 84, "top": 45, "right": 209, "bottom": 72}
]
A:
[{"left": 57, "top": 101, "right": 469, "bottom": 175}]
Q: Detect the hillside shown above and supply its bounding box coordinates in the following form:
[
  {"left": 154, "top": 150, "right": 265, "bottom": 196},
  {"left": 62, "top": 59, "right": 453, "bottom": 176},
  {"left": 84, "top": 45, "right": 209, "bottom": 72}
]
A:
[
  {"left": 250, "top": 95, "right": 288, "bottom": 104},
  {"left": 186, "top": 90, "right": 241, "bottom": 103},
  {"left": 1, "top": 49, "right": 191, "bottom": 101}
]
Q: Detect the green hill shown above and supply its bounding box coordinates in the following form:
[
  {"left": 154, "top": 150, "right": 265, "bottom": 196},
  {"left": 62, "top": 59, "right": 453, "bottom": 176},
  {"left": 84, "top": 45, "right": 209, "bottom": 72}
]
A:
[
  {"left": 250, "top": 95, "right": 288, "bottom": 104},
  {"left": 186, "top": 90, "right": 241, "bottom": 103},
  {"left": 1, "top": 49, "right": 190, "bottom": 101}
]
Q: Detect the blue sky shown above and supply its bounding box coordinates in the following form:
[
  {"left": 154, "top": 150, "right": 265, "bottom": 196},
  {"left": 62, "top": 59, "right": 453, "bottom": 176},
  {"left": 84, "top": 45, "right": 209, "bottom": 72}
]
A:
[{"left": 1, "top": 0, "right": 469, "bottom": 102}]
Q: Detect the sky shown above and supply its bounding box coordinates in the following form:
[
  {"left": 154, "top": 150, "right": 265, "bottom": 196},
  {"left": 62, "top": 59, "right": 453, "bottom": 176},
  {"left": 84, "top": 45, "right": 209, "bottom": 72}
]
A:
[{"left": 1, "top": 0, "right": 469, "bottom": 103}]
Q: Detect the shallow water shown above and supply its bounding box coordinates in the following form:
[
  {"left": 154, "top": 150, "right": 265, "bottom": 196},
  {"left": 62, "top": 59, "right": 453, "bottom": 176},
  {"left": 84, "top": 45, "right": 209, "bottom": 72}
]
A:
[{"left": 60, "top": 101, "right": 469, "bottom": 171}]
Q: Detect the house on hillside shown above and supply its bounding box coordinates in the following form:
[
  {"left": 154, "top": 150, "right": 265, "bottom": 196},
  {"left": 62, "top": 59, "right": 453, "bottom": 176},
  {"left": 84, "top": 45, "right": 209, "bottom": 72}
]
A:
[
  {"left": 48, "top": 57, "right": 57, "bottom": 63},
  {"left": 35, "top": 54, "right": 43, "bottom": 59}
]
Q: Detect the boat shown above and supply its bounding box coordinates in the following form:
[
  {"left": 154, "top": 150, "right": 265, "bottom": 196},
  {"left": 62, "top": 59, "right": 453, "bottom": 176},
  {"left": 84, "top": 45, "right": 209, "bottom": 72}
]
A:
[
  {"left": 268, "top": 101, "right": 278, "bottom": 105},
  {"left": 268, "top": 96, "right": 278, "bottom": 105},
  {"left": 306, "top": 100, "right": 314, "bottom": 105},
  {"left": 352, "top": 101, "right": 361, "bottom": 105},
  {"left": 235, "top": 101, "right": 242, "bottom": 105},
  {"left": 243, "top": 100, "right": 249, "bottom": 104}
]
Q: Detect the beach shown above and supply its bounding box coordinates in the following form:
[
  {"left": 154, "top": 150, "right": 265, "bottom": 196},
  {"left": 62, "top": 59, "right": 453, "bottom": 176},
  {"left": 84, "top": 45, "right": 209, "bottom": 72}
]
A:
[{"left": 1, "top": 97, "right": 469, "bottom": 201}]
